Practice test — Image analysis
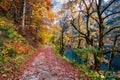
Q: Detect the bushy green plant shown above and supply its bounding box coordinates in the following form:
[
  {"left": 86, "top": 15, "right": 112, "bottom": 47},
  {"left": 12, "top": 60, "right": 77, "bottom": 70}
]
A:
[
  {"left": 0, "top": 17, "right": 33, "bottom": 79},
  {"left": 73, "top": 46, "right": 101, "bottom": 56},
  {"left": 0, "top": 54, "right": 30, "bottom": 80}
]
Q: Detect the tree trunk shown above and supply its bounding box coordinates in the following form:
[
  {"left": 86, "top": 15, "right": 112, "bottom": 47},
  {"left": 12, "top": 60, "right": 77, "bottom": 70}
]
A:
[
  {"left": 96, "top": 1, "right": 105, "bottom": 70},
  {"left": 77, "top": 38, "right": 81, "bottom": 48},
  {"left": 108, "top": 52, "right": 114, "bottom": 70},
  {"left": 22, "top": 0, "right": 26, "bottom": 30},
  {"left": 93, "top": 53, "right": 101, "bottom": 71},
  {"left": 86, "top": 15, "right": 90, "bottom": 45},
  {"left": 60, "top": 28, "right": 64, "bottom": 56}
]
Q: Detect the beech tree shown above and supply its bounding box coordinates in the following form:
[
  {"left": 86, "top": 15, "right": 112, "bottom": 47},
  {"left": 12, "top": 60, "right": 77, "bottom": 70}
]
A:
[{"left": 60, "top": 0, "right": 120, "bottom": 72}]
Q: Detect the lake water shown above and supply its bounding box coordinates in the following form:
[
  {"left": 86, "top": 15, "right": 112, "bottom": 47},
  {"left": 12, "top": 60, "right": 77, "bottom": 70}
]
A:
[{"left": 64, "top": 46, "right": 120, "bottom": 71}]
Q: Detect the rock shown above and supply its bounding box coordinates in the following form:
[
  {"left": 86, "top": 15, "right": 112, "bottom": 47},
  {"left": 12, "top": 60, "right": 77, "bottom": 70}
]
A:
[{"left": 23, "top": 77, "right": 29, "bottom": 80}]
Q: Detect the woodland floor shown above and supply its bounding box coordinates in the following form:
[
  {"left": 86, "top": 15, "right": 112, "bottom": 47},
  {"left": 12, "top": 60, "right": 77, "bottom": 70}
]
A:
[{"left": 18, "top": 46, "right": 89, "bottom": 80}]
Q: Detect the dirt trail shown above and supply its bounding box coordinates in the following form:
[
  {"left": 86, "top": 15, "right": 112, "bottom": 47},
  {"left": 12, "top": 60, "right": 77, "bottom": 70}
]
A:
[{"left": 18, "top": 46, "right": 89, "bottom": 80}]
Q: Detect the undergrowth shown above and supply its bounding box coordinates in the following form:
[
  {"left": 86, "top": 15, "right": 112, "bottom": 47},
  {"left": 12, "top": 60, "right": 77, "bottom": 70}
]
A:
[{"left": 0, "top": 16, "right": 34, "bottom": 80}]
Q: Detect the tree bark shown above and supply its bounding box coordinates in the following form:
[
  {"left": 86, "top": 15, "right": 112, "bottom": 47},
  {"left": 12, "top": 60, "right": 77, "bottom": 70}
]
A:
[
  {"left": 60, "top": 27, "right": 64, "bottom": 56},
  {"left": 22, "top": 0, "right": 26, "bottom": 30},
  {"left": 95, "top": 0, "right": 104, "bottom": 70}
]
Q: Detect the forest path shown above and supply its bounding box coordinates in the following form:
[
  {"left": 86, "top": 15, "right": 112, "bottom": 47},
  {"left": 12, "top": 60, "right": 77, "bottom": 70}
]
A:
[{"left": 19, "top": 46, "right": 89, "bottom": 80}]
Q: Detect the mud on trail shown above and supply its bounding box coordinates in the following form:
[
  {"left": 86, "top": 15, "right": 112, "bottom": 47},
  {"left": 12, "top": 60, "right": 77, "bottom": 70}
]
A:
[{"left": 18, "top": 46, "right": 89, "bottom": 80}]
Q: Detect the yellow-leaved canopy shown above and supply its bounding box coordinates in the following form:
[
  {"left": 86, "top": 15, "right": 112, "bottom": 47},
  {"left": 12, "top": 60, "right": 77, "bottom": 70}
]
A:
[{"left": 30, "top": 0, "right": 56, "bottom": 44}]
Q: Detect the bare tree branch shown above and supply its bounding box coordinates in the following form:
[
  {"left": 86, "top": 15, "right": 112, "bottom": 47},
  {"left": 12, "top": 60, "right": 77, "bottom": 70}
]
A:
[
  {"left": 82, "top": 0, "right": 88, "bottom": 10},
  {"left": 88, "top": 0, "right": 94, "bottom": 11},
  {"left": 113, "top": 34, "right": 120, "bottom": 47},
  {"left": 103, "top": 11, "right": 120, "bottom": 20},
  {"left": 104, "top": 26, "right": 120, "bottom": 36},
  {"left": 71, "top": 19, "right": 92, "bottom": 45},
  {"left": 101, "top": 0, "right": 116, "bottom": 14},
  {"left": 90, "top": 16, "right": 100, "bottom": 26}
]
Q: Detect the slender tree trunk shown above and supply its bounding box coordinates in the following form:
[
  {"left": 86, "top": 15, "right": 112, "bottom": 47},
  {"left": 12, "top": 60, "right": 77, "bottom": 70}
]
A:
[
  {"left": 77, "top": 38, "right": 81, "bottom": 48},
  {"left": 95, "top": 1, "right": 104, "bottom": 70},
  {"left": 99, "top": 22, "right": 104, "bottom": 50},
  {"left": 97, "top": 0, "right": 104, "bottom": 51},
  {"left": 103, "top": 51, "right": 115, "bottom": 76},
  {"left": 108, "top": 52, "right": 114, "bottom": 70},
  {"left": 86, "top": 15, "right": 90, "bottom": 45},
  {"left": 85, "top": 15, "right": 90, "bottom": 66},
  {"left": 93, "top": 53, "right": 101, "bottom": 71},
  {"left": 77, "top": 26, "right": 81, "bottom": 48},
  {"left": 22, "top": 0, "right": 26, "bottom": 30},
  {"left": 60, "top": 28, "right": 64, "bottom": 56}
]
